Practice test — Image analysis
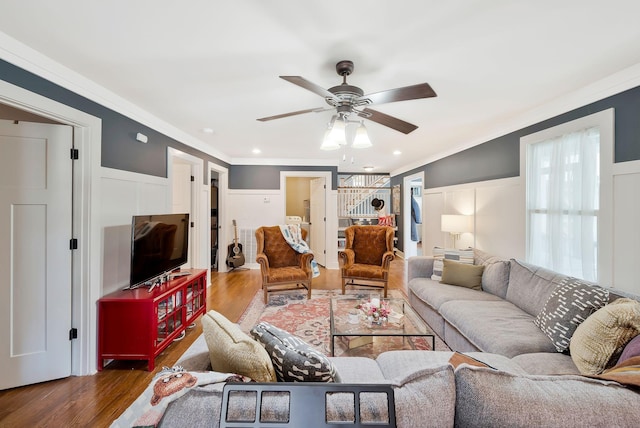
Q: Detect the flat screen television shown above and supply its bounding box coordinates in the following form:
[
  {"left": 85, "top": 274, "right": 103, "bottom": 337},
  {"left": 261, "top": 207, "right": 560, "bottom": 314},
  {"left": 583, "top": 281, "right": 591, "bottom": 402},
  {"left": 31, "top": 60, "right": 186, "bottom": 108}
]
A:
[{"left": 130, "top": 213, "right": 190, "bottom": 287}]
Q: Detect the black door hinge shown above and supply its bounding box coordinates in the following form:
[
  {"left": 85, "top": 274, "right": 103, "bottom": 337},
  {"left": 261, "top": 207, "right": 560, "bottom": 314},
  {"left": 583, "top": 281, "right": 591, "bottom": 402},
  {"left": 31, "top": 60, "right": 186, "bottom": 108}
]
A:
[
  {"left": 70, "top": 239, "right": 78, "bottom": 250},
  {"left": 190, "top": 222, "right": 195, "bottom": 228},
  {"left": 190, "top": 175, "right": 195, "bottom": 182},
  {"left": 69, "top": 328, "right": 78, "bottom": 340},
  {"left": 70, "top": 148, "right": 79, "bottom": 160}
]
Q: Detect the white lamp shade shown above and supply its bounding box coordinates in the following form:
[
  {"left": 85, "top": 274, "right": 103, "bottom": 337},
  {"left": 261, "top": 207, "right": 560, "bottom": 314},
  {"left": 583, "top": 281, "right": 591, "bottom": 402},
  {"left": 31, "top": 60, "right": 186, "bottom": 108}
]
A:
[
  {"left": 352, "top": 122, "right": 372, "bottom": 148},
  {"left": 441, "top": 214, "right": 472, "bottom": 233}
]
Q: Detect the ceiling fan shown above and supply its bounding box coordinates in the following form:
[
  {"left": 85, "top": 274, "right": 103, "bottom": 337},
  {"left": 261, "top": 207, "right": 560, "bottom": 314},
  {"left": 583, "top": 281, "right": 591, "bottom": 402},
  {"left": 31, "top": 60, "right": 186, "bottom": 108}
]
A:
[{"left": 257, "top": 60, "right": 437, "bottom": 134}]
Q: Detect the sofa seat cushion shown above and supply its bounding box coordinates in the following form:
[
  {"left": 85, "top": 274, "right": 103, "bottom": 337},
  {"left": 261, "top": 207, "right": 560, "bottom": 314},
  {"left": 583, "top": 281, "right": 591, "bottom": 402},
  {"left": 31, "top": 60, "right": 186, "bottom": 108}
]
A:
[
  {"left": 408, "top": 278, "right": 502, "bottom": 311},
  {"left": 511, "top": 352, "right": 581, "bottom": 375},
  {"left": 329, "top": 357, "right": 386, "bottom": 383},
  {"left": 454, "top": 365, "right": 640, "bottom": 428},
  {"left": 439, "top": 300, "right": 557, "bottom": 357}
]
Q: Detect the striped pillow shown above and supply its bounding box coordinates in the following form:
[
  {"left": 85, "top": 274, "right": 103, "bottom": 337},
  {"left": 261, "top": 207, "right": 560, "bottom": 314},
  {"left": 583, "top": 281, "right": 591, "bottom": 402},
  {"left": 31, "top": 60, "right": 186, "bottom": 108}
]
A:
[{"left": 431, "top": 247, "right": 474, "bottom": 281}]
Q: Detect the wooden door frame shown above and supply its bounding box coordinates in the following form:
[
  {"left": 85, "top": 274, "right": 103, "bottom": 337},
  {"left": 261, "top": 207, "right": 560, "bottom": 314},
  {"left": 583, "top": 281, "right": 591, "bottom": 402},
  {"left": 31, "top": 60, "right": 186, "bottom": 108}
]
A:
[
  {"left": 208, "top": 162, "right": 228, "bottom": 272},
  {"left": 168, "top": 148, "right": 204, "bottom": 270},
  {"left": 403, "top": 172, "right": 424, "bottom": 258}
]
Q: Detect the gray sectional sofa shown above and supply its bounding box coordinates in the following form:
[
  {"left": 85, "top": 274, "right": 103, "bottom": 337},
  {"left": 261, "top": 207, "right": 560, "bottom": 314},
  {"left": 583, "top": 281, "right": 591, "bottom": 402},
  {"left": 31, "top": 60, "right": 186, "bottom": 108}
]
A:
[
  {"left": 407, "top": 251, "right": 640, "bottom": 375},
  {"left": 155, "top": 251, "right": 640, "bottom": 427}
]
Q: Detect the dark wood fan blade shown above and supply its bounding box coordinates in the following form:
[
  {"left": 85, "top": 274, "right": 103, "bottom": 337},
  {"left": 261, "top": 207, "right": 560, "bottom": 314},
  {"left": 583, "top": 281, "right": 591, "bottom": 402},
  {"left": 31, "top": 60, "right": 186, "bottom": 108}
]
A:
[
  {"left": 357, "top": 108, "right": 418, "bottom": 134},
  {"left": 358, "top": 83, "right": 437, "bottom": 105},
  {"left": 257, "top": 107, "right": 330, "bottom": 122},
  {"left": 280, "top": 76, "right": 340, "bottom": 102}
]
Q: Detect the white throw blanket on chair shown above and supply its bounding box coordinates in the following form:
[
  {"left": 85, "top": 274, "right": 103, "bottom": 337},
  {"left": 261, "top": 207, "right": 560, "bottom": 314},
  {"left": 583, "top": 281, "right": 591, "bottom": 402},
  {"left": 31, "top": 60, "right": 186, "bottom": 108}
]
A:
[{"left": 279, "top": 224, "right": 320, "bottom": 278}]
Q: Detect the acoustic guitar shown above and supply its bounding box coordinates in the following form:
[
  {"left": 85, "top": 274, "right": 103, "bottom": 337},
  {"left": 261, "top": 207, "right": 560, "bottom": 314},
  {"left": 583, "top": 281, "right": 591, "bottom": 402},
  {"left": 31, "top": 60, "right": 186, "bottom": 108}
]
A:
[{"left": 226, "top": 219, "right": 245, "bottom": 269}]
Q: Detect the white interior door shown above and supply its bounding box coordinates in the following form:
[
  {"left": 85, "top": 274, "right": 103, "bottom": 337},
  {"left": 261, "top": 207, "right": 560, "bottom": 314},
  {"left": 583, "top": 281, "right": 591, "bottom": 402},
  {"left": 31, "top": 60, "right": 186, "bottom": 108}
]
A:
[
  {"left": 310, "top": 177, "right": 326, "bottom": 266},
  {"left": 0, "top": 120, "right": 72, "bottom": 389},
  {"left": 172, "top": 160, "right": 193, "bottom": 268}
]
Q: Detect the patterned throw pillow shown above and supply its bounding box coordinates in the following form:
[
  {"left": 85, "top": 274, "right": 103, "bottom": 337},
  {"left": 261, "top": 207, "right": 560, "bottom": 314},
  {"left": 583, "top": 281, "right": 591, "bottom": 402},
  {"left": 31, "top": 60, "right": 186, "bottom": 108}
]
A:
[
  {"left": 250, "top": 322, "right": 340, "bottom": 382},
  {"left": 570, "top": 298, "right": 640, "bottom": 374},
  {"left": 534, "top": 277, "right": 610, "bottom": 352},
  {"left": 201, "top": 310, "right": 276, "bottom": 382},
  {"left": 431, "top": 247, "right": 474, "bottom": 281}
]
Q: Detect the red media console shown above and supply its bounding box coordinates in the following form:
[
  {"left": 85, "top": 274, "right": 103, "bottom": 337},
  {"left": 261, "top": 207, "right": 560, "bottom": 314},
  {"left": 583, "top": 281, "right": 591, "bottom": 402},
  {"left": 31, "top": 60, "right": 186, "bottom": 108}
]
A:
[{"left": 97, "top": 269, "right": 207, "bottom": 371}]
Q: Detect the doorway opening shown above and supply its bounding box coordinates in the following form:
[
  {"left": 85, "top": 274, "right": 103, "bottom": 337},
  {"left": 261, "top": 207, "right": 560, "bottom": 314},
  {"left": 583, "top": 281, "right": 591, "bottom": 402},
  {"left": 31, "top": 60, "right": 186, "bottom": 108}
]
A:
[
  {"left": 403, "top": 173, "right": 424, "bottom": 258},
  {"left": 281, "top": 171, "right": 333, "bottom": 269}
]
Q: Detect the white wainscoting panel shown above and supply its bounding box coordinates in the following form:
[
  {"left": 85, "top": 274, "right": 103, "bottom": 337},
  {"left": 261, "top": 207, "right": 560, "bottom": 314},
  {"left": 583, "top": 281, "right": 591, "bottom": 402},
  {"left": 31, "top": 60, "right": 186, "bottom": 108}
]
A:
[
  {"left": 613, "top": 172, "right": 640, "bottom": 294},
  {"left": 423, "top": 192, "right": 444, "bottom": 254},
  {"left": 475, "top": 181, "right": 525, "bottom": 260},
  {"left": 100, "top": 169, "right": 170, "bottom": 295}
]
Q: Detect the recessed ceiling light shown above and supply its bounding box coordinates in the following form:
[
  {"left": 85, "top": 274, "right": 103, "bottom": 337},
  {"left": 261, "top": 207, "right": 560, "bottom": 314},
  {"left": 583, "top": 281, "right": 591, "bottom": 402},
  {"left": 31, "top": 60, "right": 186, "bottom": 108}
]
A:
[
  {"left": 393, "top": 150, "right": 402, "bottom": 155},
  {"left": 202, "top": 127, "right": 214, "bottom": 134},
  {"left": 252, "top": 148, "right": 261, "bottom": 154},
  {"left": 363, "top": 166, "right": 374, "bottom": 172}
]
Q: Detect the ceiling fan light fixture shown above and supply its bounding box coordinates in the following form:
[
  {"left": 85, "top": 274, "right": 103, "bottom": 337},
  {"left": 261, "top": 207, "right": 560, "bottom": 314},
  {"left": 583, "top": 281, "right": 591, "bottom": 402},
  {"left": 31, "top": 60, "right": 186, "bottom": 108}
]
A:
[
  {"left": 320, "top": 128, "right": 340, "bottom": 150},
  {"left": 327, "top": 117, "right": 347, "bottom": 146},
  {"left": 352, "top": 121, "right": 372, "bottom": 148}
]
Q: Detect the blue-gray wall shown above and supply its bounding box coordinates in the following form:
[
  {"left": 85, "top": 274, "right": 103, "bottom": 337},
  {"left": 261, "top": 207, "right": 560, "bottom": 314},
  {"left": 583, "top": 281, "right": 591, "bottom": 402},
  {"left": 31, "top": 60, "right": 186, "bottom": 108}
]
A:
[
  {"left": 0, "top": 59, "right": 229, "bottom": 183},
  {"left": 230, "top": 165, "right": 339, "bottom": 190},
  {"left": 393, "top": 84, "right": 640, "bottom": 251}
]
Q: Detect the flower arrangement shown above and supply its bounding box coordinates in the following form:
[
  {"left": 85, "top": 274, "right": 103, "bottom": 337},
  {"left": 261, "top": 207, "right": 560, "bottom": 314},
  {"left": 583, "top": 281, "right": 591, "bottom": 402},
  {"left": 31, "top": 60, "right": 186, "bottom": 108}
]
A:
[{"left": 356, "top": 299, "right": 391, "bottom": 320}]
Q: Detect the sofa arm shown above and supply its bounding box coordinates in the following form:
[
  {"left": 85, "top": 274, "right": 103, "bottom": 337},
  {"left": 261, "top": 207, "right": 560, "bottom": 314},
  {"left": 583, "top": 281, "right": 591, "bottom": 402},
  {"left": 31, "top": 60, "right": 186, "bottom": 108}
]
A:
[{"left": 407, "top": 256, "right": 435, "bottom": 282}]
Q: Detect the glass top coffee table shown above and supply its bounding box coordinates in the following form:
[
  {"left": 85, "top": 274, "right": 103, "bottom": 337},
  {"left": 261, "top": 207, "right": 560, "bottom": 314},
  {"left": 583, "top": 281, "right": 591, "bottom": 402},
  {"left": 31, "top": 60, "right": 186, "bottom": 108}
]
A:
[{"left": 329, "top": 297, "right": 435, "bottom": 357}]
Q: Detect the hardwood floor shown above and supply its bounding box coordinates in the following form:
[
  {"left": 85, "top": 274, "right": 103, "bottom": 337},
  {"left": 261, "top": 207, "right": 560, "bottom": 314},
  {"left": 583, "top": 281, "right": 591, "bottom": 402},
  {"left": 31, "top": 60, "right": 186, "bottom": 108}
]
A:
[{"left": 0, "top": 260, "right": 408, "bottom": 427}]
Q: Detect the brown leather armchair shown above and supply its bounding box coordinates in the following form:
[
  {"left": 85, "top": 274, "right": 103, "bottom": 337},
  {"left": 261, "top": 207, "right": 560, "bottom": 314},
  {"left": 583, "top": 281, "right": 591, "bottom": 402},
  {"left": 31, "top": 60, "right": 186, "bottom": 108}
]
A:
[
  {"left": 338, "top": 225, "right": 395, "bottom": 297},
  {"left": 255, "top": 226, "right": 314, "bottom": 303}
]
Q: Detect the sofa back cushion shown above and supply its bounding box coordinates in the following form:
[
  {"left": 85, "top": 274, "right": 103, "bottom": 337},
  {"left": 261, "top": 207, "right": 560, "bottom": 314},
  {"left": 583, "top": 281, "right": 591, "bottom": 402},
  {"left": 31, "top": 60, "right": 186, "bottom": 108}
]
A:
[
  {"left": 390, "top": 365, "right": 456, "bottom": 428},
  {"left": 454, "top": 365, "right": 640, "bottom": 427},
  {"left": 505, "top": 259, "right": 565, "bottom": 316},
  {"left": 474, "top": 249, "right": 510, "bottom": 298}
]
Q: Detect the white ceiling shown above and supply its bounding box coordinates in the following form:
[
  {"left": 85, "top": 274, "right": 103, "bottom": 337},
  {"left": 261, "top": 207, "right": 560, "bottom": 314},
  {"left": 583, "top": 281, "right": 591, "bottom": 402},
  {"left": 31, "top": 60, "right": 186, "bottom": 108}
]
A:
[{"left": 2, "top": 1, "right": 640, "bottom": 174}]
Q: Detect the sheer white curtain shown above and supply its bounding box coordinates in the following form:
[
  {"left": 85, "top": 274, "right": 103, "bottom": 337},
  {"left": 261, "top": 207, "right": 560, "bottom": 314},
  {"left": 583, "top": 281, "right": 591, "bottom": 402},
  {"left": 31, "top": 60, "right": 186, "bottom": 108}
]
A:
[{"left": 527, "top": 126, "right": 599, "bottom": 281}]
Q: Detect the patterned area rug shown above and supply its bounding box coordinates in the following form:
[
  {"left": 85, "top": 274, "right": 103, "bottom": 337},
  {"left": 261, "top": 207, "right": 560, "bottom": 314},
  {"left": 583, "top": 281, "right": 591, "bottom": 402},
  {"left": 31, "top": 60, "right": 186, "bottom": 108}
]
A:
[
  {"left": 176, "top": 289, "right": 450, "bottom": 371},
  {"left": 237, "top": 289, "right": 450, "bottom": 358}
]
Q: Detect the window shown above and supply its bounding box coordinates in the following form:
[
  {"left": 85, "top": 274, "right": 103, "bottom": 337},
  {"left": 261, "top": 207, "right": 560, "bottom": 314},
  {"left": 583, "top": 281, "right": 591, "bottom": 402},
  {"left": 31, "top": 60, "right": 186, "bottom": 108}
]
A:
[{"left": 521, "top": 109, "right": 613, "bottom": 283}]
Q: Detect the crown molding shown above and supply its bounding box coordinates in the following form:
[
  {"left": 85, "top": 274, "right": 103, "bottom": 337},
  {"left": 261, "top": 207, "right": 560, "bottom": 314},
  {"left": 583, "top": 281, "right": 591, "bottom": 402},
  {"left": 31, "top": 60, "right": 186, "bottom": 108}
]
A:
[{"left": 230, "top": 157, "right": 339, "bottom": 167}]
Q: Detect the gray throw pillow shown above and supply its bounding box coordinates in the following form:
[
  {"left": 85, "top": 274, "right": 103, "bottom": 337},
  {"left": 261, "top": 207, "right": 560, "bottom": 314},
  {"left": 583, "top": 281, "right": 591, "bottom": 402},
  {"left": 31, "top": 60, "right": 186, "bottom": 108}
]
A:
[
  {"left": 534, "top": 277, "right": 609, "bottom": 352},
  {"left": 250, "top": 321, "right": 340, "bottom": 382}
]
